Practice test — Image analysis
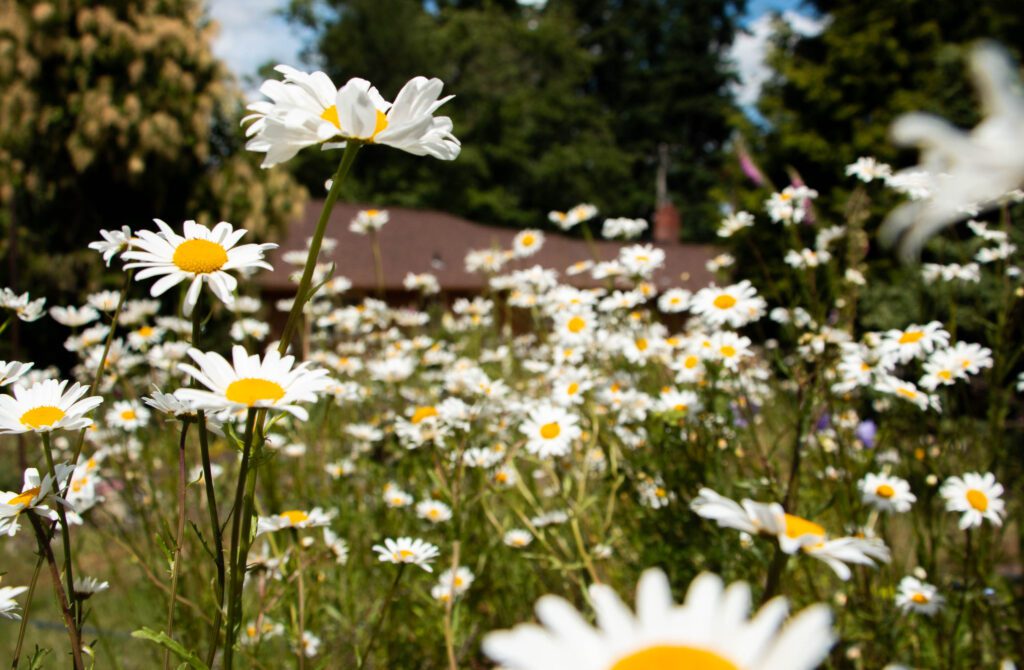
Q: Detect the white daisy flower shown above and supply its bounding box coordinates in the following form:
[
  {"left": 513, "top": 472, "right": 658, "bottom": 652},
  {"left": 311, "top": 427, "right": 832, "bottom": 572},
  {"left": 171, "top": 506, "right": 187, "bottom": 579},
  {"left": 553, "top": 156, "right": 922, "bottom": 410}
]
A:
[
  {"left": 548, "top": 203, "right": 598, "bottom": 230},
  {"left": 256, "top": 507, "right": 335, "bottom": 535},
  {"left": 657, "top": 288, "right": 691, "bottom": 313},
  {"left": 845, "top": 156, "right": 892, "bottom": 183},
  {"left": 0, "top": 379, "right": 102, "bottom": 434},
  {"left": 0, "top": 586, "right": 29, "bottom": 620},
  {"left": 175, "top": 345, "right": 332, "bottom": 421},
  {"left": 939, "top": 472, "right": 1005, "bottom": 529},
  {"left": 372, "top": 536, "right": 440, "bottom": 572},
  {"left": 513, "top": 229, "right": 545, "bottom": 258},
  {"left": 690, "top": 281, "right": 766, "bottom": 329},
  {"left": 416, "top": 499, "right": 453, "bottom": 523},
  {"left": 880, "top": 321, "right": 949, "bottom": 364},
  {"left": 520, "top": 405, "right": 581, "bottom": 458},
  {"left": 0, "top": 361, "right": 33, "bottom": 387},
  {"left": 504, "top": 529, "right": 533, "bottom": 548},
  {"left": 873, "top": 375, "right": 940, "bottom": 412},
  {"left": 619, "top": 244, "right": 665, "bottom": 276},
  {"left": 350, "top": 208, "right": 390, "bottom": 234},
  {"left": 0, "top": 289, "right": 45, "bottom": 322},
  {"left": 602, "top": 217, "right": 647, "bottom": 239},
  {"left": 122, "top": 219, "right": 276, "bottom": 316},
  {"left": 49, "top": 305, "right": 100, "bottom": 328},
  {"left": 858, "top": 473, "right": 916, "bottom": 513},
  {"left": 244, "top": 67, "right": 460, "bottom": 167},
  {"left": 88, "top": 226, "right": 133, "bottom": 266},
  {"left": 717, "top": 210, "right": 754, "bottom": 237},
  {"left": 105, "top": 400, "right": 150, "bottom": 431},
  {"left": 656, "top": 389, "right": 701, "bottom": 417},
  {"left": 483, "top": 568, "right": 833, "bottom": 670},
  {"left": 895, "top": 576, "right": 945, "bottom": 616},
  {"left": 0, "top": 465, "right": 74, "bottom": 536},
  {"left": 432, "top": 567, "right": 475, "bottom": 602}
]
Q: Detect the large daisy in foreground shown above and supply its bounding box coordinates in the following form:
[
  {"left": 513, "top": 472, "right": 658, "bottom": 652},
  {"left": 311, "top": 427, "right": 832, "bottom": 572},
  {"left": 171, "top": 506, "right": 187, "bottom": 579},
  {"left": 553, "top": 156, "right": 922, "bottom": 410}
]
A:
[
  {"left": 122, "top": 219, "right": 276, "bottom": 316},
  {"left": 175, "top": 346, "right": 332, "bottom": 421},
  {"left": 483, "top": 568, "right": 833, "bottom": 670}
]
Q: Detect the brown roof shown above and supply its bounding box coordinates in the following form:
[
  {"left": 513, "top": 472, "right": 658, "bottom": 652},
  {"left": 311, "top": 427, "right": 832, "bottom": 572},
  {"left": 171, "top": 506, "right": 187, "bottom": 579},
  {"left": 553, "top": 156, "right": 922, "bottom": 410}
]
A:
[{"left": 261, "top": 201, "right": 719, "bottom": 293}]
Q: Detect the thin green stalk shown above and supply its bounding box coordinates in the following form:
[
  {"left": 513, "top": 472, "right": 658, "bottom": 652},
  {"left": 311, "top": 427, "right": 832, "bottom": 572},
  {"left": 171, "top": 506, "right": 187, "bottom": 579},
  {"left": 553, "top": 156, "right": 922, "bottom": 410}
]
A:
[
  {"left": 369, "top": 229, "right": 385, "bottom": 298},
  {"left": 223, "top": 408, "right": 259, "bottom": 670},
  {"left": 40, "top": 432, "right": 79, "bottom": 626},
  {"left": 199, "top": 414, "right": 226, "bottom": 666},
  {"left": 10, "top": 555, "right": 43, "bottom": 669},
  {"left": 356, "top": 565, "right": 406, "bottom": 670},
  {"left": 279, "top": 144, "right": 361, "bottom": 354},
  {"left": 27, "top": 513, "right": 84, "bottom": 670},
  {"left": 163, "top": 419, "right": 191, "bottom": 670}
]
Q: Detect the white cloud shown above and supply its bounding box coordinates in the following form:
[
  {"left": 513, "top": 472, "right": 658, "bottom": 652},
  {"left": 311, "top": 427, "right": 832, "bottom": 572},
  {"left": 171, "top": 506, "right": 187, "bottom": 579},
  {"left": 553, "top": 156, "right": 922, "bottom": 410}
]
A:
[
  {"left": 207, "top": 0, "right": 311, "bottom": 80},
  {"left": 728, "top": 10, "right": 827, "bottom": 108}
]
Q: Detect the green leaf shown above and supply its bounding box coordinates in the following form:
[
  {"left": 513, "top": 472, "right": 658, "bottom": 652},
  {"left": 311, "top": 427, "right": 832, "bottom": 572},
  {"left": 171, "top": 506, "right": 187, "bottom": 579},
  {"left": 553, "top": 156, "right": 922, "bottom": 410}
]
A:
[{"left": 131, "top": 628, "right": 209, "bottom": 670}]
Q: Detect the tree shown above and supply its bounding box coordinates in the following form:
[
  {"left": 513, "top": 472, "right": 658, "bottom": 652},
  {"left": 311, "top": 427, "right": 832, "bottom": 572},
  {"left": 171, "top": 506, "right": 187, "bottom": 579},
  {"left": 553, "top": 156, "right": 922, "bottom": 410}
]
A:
[{"left": 0, "top": 0, "right": 305, "bottom": 362}]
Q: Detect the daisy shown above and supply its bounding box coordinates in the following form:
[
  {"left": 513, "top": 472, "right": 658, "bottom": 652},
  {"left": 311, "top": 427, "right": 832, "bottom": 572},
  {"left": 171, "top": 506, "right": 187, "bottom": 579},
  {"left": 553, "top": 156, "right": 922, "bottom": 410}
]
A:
[
  {"left": 230, "top": 319, "right": 270, "bottom": 343},
  {"left": 709, "top": 331, "right": 753, "bottom": 370},
  {"left": 521, "top": 405, "right": 581, "bottom": 458},
  {"left": 513, "top": 230, "right": 545, "bottom": 258},
  {"left": 350, "top": 209, "right": 389, "bottom": 234},
  {"left": 0, "top": 361, "right": 32, "bottom": 387},
  {"left": 127, "top": 324, "right": 164, "bottom": 350},
  {"left": 49, "top": 305, "right": 100, "bottom": 328},
  {"left": 105, "top": 400, "right": 151, "bottom": 431},
  {"left": 874, "top": 375, "right": 940, "bottom": 412},
  {"left": 431, "top": 567, "right": 475, "bottom": 602},
  {"left": 372, "top": 536, "right": 440, "bottom": 572},
  {"left": 483, "top": 568, "right": 833, "bottom": 670},
  {"left": 717, "top": 211, "right": 755, "bottom": 237},
  {"left": 244, "top": 67, "right": 460, "bottom": 167},
  {"left": 176, "top": 345, "right": 332, "bottom": 421},
  {"left": 845, "top": 156, "right": 892, "bottom": 183},
  {"left": 895, "top": 576, "right": 945, "bottom": 616},
  {"left": 619, "top": 244, "right": 665, "bottom": 276},
  {"left": 0, "top": 466, "right": 73, "bottom": 536},
  {"left": 122, "top": 219, "right": 276, "bottom": 316},
  {"left": 880, "top": 321, "right": 949, "bottom": 364},
  {"left": 88, "top": 226, "right": 133, "bottom": 266},
  {"left": 690, "top": 281, "right": 766, "bottom": 329},
  {"left": 548, "top": 203, "right": 598, "bottom": 231},
  {"left": 0, "top": 586, "right": 28, "bottom": 620},
  {"left": 858, "top": 473, "right": 916, "bottom": 513},
  {"left": 87, "top": 290, "right": 121, "bottom": 312},
  {"left": 602, "top": 217, "right": 647, "bottom": 239},
  {"left": 656, "top": 389, "right": 701, "bottom": 417},
  {"left": 504, "top": 529, "right": 533, "bottom": 548},
  {"left": 552, "top": 310, "right": 597, "bottom": 345},
  {"left": 657, "top": 288, "right": 691, "bottom": 313},
  {"left": 403, "top": 272, "right": 440, "bottom": 295},
  {"left": 324, "top": 528, "right": 349, "bottom": 564},
  {"left": 766, "top": 185, "right": 818, "bottom": 225},
  {"left": 416, "top": 499, "right": 453, "bottom": 523},
  {"left": 1, "top": 289, "right": 45, "bottom": 322},
  {"left": 940, "top": 472, "right": 1005, "bottom": 529},
  {"left": 256, "top": 507, "right": 335, "bottom": 535},
  {"left": 73, "top": 576, "right": 110, "bottom": 600},
  {"left": 383, "top": 484, "right": 414, "bottom": 508},
  {"left": 0, "top": 379, "right": 102, "bottom": 434}
]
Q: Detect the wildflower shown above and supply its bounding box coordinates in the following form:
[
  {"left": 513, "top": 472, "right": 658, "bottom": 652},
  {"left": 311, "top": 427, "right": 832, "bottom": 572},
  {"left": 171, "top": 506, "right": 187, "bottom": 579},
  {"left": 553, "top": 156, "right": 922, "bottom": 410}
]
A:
[
  {"left": 0, "top": 361, "right": 32, "bottom": 387},
  {"left": 49, "top": 305, "right": 100, "bottom": 328},
  {"left": 874, "top": 376, "right": 940, "bottom": 412},
  {"left": 323, "top": 528, "right": 349, "bottom": 564},
  {"left": 257, "top": 507, "right": 335, "bottom": 535},
  {"left": 403, "top": 272, "right": 440, "bottom": 295},
  {"left": 0, "top": 379, "right": 102, "bottom": 434},
  {"left": 895, "top": 576, "right": 944, "bottom": 616},
  {"left": 0, "top": 586, "right": 28, "bottom": 620},
  {"left": 690, "top": 281, "right": 766, "bottom": 329},
  {"left": 88, "top": 226, "right": 133, "bottom": 266},
  {"left": 244, "top": 67, "right": 460, "bottom": 167},
  {"left": 0, "top": 289, "right": 45, "bottom": 322},
  {"left": 620, "top": 244, "right": 665, "bottom": 276},
  {"left": 176, "top": 345, "right": 332, "bottom": 421},
  {"left": 520, "top": 405, "right": 581, "bottom": 458},
  {"left": 548, "top": 204, "right": 598, "bottom": 230},
  {"left": 294, "top": 630, "right": 322, "bottom": 658},
  {"left": 657, "top": 389, "right": 701, "bottom": 417},
  {"left": 504, "top": 529, "right": 533, "bottom": 548},
  {"left": 785, "top": 248, "right": 832, "bottom": 269},
  {"left": 105, "top": 400, "right": 150, "bottom": 431},
  {"left": 416, "top": 499, "right": 453, "bottom": 523},
  {"left": 859, "top": 473, "right": 916, "bottom": 513},
  {"left": 122, "top": 219, "right": 276, "bottom": 316},
  {"left": 657, "top": 288, "right": 691, "bottom": 313},
  {"left": 431, "top": 567, "right": 475, "bottom": 602},
  {"left": 706, "top": 253, "right": 735, "bottom": 273},
  {"left": 766, "top": 185, "right": 818, "bottom": 224},
  {"left": 383, "top": 484, "right": 414, "bottom": 508},
  {"left": 602, "top": 217, "right": 647, "bottom": 239},
  {"left": 230, "top": 318, "right": 270, "bottom": 342},
  {"left": 513, "top": 229, "right": 545, "bottom": 258},
  {"left": 717, "top": 210, "right": 755, "bottom": 237},
  {"left": 483, "top": 568, "right": 833, "bottom": 670},
  {"left": 1, "top": 466, "right": 73, "bottom": 536},
  {"left": 372, "top": 536, "right": 440, "bottom": 572},
  {"left": 73, "top": 577, "right": 110, "bottom": 600},
  {"left": 350, "top": 209, "right": 389, "bottom": 234},
  {"left": 87, "top": 290, "right": 121, "bottom": 312},
  {"left": 845, "top": 156, "right": 892, "bottom": 182},
  {"left": 882, "top": 43, "right": 1024, "bottom": 258},
  {"left": 880, "top": 321, "right": 949, "bottom": 363},
  {"left": 940, "top": 472, "right": 1005, "bottom": 529}
]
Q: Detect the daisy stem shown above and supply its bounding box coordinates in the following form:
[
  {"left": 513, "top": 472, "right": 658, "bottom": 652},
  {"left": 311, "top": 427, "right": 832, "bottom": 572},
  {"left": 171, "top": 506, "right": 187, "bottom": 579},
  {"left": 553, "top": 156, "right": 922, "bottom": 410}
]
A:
[
  {"left": 27, "top": 513, "right": 84, "bottom": 670},
  {"left": 10, "top": 556, "right": 43, "bottom": 669},
  {"left": 199, "top": 413, "right": 226, "bottom": 666},
  {"left": 163, "top": 419, "right": 190, "bottom": 670},
  {"left": 443, "top": 541, "right": 461, "bottom": 670},
  {"left": 356, "top": 564, "right": 406, "bottom": 670},
  {"left": 40, "top": 432, "right": 80, "bottom": 629},
  {"left": 279, "top": 143, "right": 361, "bottom": 355},
  {"left": 369, "top": 229, "right": 385, "bottom": 298},
  {"left": 224, "top": 408, "right": 260, "bottom": 670}
]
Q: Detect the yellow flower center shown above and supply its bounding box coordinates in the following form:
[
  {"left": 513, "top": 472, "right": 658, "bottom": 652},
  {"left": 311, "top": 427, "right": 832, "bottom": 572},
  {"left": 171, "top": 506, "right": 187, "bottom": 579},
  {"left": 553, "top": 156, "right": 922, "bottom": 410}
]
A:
[
  {"left": 567, "top": 382, "right": 580, "bottom": 396},
  {"left": 779, "top": 192, "right": 792, "bottom": 202},
  {"left": 610, "top": 645, "right": 739, "bottom": 670},
  {"left": 72, "top": 476, "right": 88, "bottom": 493},
  {"left": 684, "top": 355, "right": 699, "bottom": 369},
  {"left": 673, "top": 404, "right": 688, "bottom": 412},
  {"left": 396, "top": 549, "right": 415, "bottom": 560},
  {"left": 938, "top": 370, "right": 952, "bottom": 380},
  {"left": 20, "top": 406, "right": 65, "bottom": 429},
  {"left": 635, "top": 338, "right": 648, "bottom": 351},
  {"left": 225, "top": 378, "right": 286, "bottom": 406},
  {"left": 9, "top": 486, "right": 41, "bottom": 508},
  {"left": 365, "top": 209, "right": 379, "bottom": 217},
  {"left": 783, "top": 514, "right": 826, "bottom": 540},
  {"left": 120, "top": 410, "right": 136, "bottom": 421},
  {"left": 720, "top": 345, "right": 736, "bottom": 358},
  {"left": 567, "top": 316, "right": 586, "bottom": 333},
  {"left": 321, "top": 105, "right": 341, "bottom": 128},
  {"left": 966, "top": 489, "right": 988, "bottom": 512},
  {"left": 875, "top": 484, "right": 895, "bottom": 498},
  {"left": 521, "top": 234, "right": 535, "bottom": 247},
  {"left": 898, "top": 330, "right": 924, "bottom": 345},
  {"left": 539, "top": 422, "right": 561, "bottom": 439},
  {"left": 911, "top": 593, "right": 930, "bottom": 604},
  {"left": 713, "top": 294, "right": 737, "bottom": 310},
  {"left": 411, "top": 406, "right": 438, "bottom": 424},
  {"left": 896, "top": 387, "right": 918, "bottom": 400},
  {"left": 280, "top": 510, "right": 309, "bottom": 525},
  {"left": 428, "top": 509, "right": 440, "bottom": 519},
  {"left": 172, "top": 239, "right": 228, "bottom": 274},
  {"left": 136, "top": 326, "right": 154, "bottom": 338}
]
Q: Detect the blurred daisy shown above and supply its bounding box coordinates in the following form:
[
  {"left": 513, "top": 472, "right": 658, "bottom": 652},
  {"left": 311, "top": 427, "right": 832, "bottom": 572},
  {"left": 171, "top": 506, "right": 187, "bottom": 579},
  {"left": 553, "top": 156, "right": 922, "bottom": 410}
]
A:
[
  {"left": 602, "top": 217, "right": 647, "bottom": 239},
  {"left": 717, "top": 211, "right": 754, "bottom": 237},
  {"left": 0, "top": 586, "right": 28, "bottom": 620},
  {"left": 895, "top": 576, "right": 944, "bottom": 616},
  {"left": 373, "top": 536, "right": 440, "bottom": 572},
  {"left": 940, "top": 472, "right": 1005, "bottom": 529},
  {"left": 176, "top": 345, "right": 332, "bottom": 421},
  {"left": 350, "top": 209, "right": 389, "bottom": 234},
  {"left": 244, "top": 67, "right": 460, "bottom": 167},
  {"left": 1, "top": 466, "right": 73, "bottom": 536},
  {"left": 845, "top": 156, "right": 892, "bottom": 183},
  {"left": 0, "top": 361, "right": 32, "bottom": 387},
  {"left": 105, "top": 400, "right": 150, "bottom": 431},
  {"left": 323, "top": 528, "right": 349, "bottom": 564},
  {"left": 504, "top": 529, "right": 533, "bottom": 548},
  {"left": 257, "top": 507, "right": 335, "bottom": 535},
  {"left": 0, "top": 379, "right": 102, "bottom": 434},
  {"left": 122, "top": 220, "right": 276, "bottom": 316},
  {"left": 513, "top": 230, "right": 545, "bottom": 258},
  {"left": 549, "top": 203, "right": 597, "bottom": 231},
  {"left": 620, "top": 244, "right": 665, "bottom": 276},
  {"left": 88, "top": 226, "right": 133, "bottom": 266},
  {"left": 880, "top": 321, "right": 949, "bottom": 364},
  {"left": 431, "top": 567, "right": 475, "bottom": 602},
  {"left": 657, "top": 288, "right": 691, "bottom": 313},
  {"left": 690, "top": 281, "right": 766, "bottom": 329},
  {"left": 49, "top": 305, "right": 99, "bottom": 328},
  {"left": 416, "top": 499, "right": 452, "bottom": 523},
  {"left": 521, "top": 405, "right": 581, "bottom": 458},
  {"left": 858, "top": 473, "right": 916, "bottom": 513},
  {"left": 483, "top": 568, "right": 833, "bottom": 670}
]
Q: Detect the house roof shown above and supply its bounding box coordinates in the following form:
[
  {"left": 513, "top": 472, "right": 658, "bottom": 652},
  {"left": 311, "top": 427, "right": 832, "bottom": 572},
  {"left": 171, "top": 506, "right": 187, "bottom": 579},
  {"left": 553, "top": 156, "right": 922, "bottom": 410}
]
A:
[{"left": 260, "top": 201, "right": 719, "bottom": 293}]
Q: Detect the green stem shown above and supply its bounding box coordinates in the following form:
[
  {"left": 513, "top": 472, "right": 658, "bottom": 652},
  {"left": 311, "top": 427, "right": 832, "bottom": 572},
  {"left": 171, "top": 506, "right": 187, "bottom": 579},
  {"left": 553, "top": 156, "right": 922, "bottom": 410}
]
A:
[
  {"left": 27, "top": 514, "right": 84, "bottom": 670},
  {"left": 279, "top": 144, "right": 361, "bottom": 355},
  {"left": 370, "top": 229, "right": 385, "bottom": 298},
  {"left": 10, "top": 556, "right": 43, "bottom": 669},
  {"left": 163, "top": 419, "right": 190, "bottom": 670},
  {"left": 199, "top": 414, "right": 226, "bottom": 667},
  {"left": 357, "top": 565, "right": 406, "bottom": 670},
  {"left": 41, "top": 432, "right": 79, "bottom": 628},
  {"left": 223, "top": 408, "right": 259, "bottom": 670}
]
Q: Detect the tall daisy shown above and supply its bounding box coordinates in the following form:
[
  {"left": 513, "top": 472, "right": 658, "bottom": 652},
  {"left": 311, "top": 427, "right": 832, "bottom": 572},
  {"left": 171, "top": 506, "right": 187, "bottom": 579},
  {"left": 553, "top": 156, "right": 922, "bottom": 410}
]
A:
[
  {"left": 0, "top": 379, "right": 102, "bottom": 434},
  {"left": 122, "top": 220, "right": 276, "bottom": 316},
  {"left": 175, "top": 345, "right": 333, "bottom": 421},
  {"left": 939, "top": 472, "right": 1005, "bottom": 529},
  {"left": 244, "top": 67, "right": 460, "bottom": 167},
  {"left": 483, "top": 568, "right": 833, "bottom": 670}
]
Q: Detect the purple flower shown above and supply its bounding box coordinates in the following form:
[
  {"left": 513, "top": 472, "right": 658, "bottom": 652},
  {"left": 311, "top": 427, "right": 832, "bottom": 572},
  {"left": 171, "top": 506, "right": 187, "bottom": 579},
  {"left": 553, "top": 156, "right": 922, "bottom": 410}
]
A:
[{"left": 855, "top": 420, "right": 877, "bottom": 448}]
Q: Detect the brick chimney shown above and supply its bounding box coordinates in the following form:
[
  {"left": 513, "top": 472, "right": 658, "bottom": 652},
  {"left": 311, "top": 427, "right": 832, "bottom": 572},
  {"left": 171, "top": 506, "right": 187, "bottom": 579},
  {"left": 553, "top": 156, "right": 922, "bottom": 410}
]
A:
[{"left": 653, "top": 202, "right": 680, "bottom": 243}]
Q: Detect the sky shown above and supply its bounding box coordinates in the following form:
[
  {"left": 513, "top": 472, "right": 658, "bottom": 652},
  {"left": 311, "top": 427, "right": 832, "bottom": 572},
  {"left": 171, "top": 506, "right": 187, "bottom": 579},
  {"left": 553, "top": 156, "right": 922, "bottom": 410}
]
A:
[{"left": 207, "top": 0, "right": 822, "bottom": 105}]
